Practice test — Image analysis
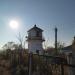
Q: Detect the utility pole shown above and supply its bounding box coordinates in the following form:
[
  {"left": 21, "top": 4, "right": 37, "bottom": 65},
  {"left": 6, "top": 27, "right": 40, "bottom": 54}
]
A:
[{"left": 55, "top": 27, "right": 58, "bottom": 55}]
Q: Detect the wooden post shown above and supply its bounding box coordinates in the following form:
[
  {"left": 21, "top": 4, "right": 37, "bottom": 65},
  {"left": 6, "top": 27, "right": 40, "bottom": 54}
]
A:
[
  {"left": 61, "top": 64, "right": 64, "bottom": 75},
  {"left": 29, "top": 52, "right": 32, "bottom": 75}
]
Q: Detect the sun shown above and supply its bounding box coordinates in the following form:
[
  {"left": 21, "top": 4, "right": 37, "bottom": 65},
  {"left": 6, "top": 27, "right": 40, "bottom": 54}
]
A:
[{"left": 9, "top": 20, "right": 19, "bottom": 29}]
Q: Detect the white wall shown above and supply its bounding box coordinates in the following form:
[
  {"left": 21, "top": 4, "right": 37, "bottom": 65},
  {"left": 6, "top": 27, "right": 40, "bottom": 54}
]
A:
[{"left": 28, "top": 40, "right": 43, "bottom": 53}]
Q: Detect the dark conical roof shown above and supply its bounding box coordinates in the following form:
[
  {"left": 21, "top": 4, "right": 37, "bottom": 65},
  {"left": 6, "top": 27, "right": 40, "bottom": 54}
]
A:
[{"left": 28, "top": 24, "right": 43, "bottom": 32}]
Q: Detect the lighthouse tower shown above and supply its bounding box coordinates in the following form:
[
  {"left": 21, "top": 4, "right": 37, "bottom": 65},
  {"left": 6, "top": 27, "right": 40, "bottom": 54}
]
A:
[{"left": 27, "top": 25, "right": 45, "bottom": 54}]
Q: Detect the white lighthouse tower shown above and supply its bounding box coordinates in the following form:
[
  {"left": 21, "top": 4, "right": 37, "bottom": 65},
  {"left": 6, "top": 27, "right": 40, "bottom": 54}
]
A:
[{"left": 27, "top": 25, "right": 45, "bottom": 54}]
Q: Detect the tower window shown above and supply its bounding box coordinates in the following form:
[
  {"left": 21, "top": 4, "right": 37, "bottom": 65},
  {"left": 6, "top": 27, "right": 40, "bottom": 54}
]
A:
[{"left": 36, "top": 31, "right": 40, "bottom": 37}]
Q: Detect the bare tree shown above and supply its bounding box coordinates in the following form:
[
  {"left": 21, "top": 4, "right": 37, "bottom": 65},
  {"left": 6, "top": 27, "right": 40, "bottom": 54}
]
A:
[
  {"left": 16, "top": 32, "right": 26, "bottom": 49},
  {"left": 2, "top": 42, "right": 19, "bottom": 50},
  {"left": 57, "top": 41, "right": 65, "bottom": 53}
]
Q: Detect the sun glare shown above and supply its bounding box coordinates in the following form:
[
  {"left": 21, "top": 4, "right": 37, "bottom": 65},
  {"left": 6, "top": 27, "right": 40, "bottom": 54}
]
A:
[{"left": 9, "top": 20, "right": 19, "bottom": 29}]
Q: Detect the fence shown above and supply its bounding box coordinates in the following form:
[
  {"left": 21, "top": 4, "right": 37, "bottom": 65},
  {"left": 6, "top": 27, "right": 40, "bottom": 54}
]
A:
[
  {"left": 0, "top": 50, "right": 75, "bottom": 75},
  {"left": 28, "top": 53, "right": 75, "bottom": 75}
]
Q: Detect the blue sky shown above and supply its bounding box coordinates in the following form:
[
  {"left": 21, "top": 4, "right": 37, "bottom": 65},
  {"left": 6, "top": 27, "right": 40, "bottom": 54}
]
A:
[{"left": 0, "top": 0, "right": 75, "bottom": 49}]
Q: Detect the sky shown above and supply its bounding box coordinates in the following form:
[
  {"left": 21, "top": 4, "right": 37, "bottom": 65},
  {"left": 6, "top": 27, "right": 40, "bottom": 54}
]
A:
[{"left": 0, "top": 0, "right": 75, "bottom": 49}]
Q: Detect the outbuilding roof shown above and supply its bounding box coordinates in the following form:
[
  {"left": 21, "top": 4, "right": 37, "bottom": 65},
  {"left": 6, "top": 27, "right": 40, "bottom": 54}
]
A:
[{"left": 62, "top": 45, "right": 72, "bottom": 50}]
